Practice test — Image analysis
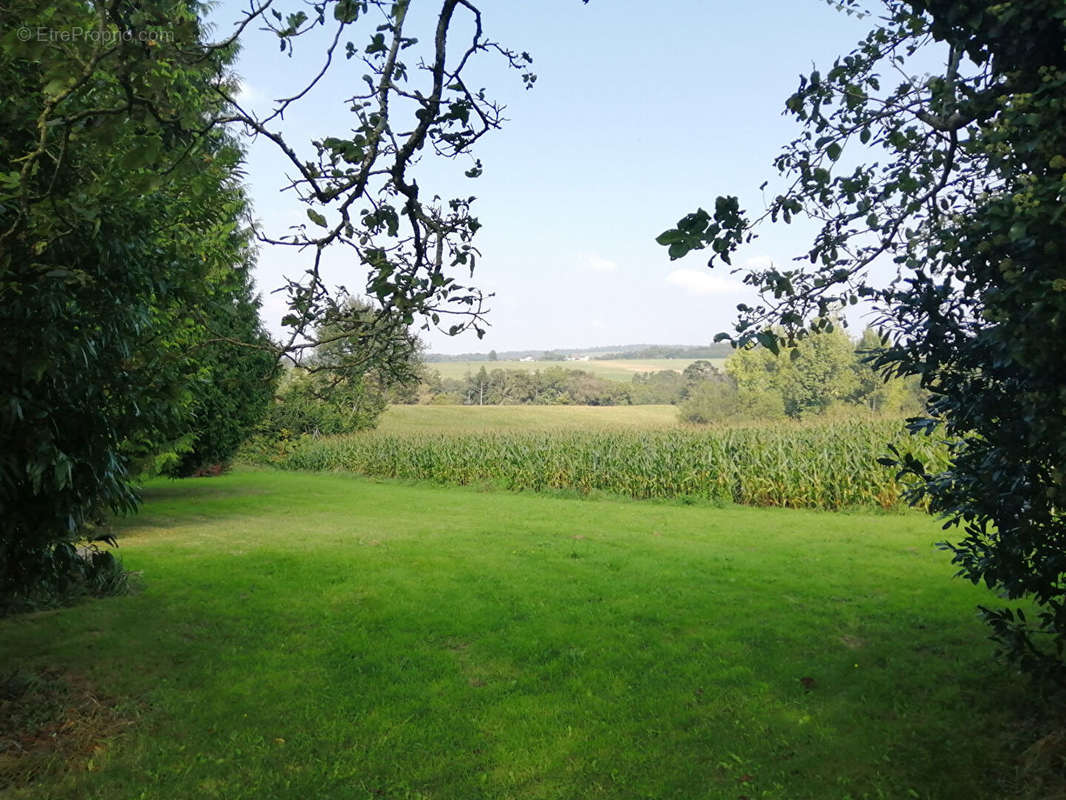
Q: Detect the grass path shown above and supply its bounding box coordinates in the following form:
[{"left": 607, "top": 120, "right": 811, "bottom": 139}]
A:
[{"left": 0, "top": 470, "right": 1033, "bottom": 799}]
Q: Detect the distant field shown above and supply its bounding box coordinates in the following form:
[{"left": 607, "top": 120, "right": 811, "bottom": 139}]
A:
[
  {"left": 376, "top": 403, "right": 682, "bottom": 434},
  {"left": 427, "top": 358, "right": 727, "bottom": 382}
]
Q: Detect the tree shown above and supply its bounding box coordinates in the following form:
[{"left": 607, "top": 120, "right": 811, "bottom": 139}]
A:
[
  {"left": 658, "top": 1, "right": 1066, "bottom": 681},
  {"left": 679, "top": 359, "right": 722, "bottom": 401},
  {"left": 1, "top": 0, "right": 530, "bottom": 606},
  {"left": 467, "top": 366, "right": 491, "bottom": 405},
  {"left": 276, "top": 297, "right": 421, "bottom": 433},
  {"left": 162, "top": 261, "right": 279, "bottom": 477},
  {"left": 729, "top": 329, "right": 870, "bottom": 421},
  {"left": 679, "top": 373, "right": 741, "bottom": 424},
  {"left": 780, "top": 324, "right": 860, "bottom": 417},
  {"left": 851, "top": 328, "right": 924, "bottom": 415},
  {"left": 0, "top": 0, "right": 274, "bottom": 607},
  {"left": 629, "top": 370, "right": 687, "bottom": 405}
]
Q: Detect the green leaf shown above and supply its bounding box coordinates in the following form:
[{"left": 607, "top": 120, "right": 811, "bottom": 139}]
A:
[
  {"left": 655, "top": 229, "right": 685, "bottom": 246},
  {"left": 334, "top": 0, "right": 361, "bottom": 23},
  {"left": 42, "top": 78, "right": 67, "bottom": 98},
  {"left": 756, "top": 330, "right": 780, "bottom": 356},
  {"left": 307, "top": 209, "right": 328, "bottom": 228}
]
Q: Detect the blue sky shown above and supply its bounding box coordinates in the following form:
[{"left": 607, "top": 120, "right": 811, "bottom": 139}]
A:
[{"left": 209, "top": 0, "right": 882, "bottom": 353}]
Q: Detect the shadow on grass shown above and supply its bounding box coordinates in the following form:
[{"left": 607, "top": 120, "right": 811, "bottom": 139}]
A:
[{"left": 137, "top": 480, "right": 269, "bottom": 503}]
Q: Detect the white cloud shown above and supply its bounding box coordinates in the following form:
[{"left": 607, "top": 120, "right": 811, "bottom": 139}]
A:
[
  {"left": 580, "top": 254, "right": 618, "bottom": 273},
  {"left": 666, "top": 269, "right": 743, "bottom": 296},
  {"left": 234, "top": 80, "right": 268, "bottom": 111},
  {"left": 743, "top": 255, "right": 775, "bottom": 270}
]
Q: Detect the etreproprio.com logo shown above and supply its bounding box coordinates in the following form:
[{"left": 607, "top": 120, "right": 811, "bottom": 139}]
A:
[{"left": 17, "top": 26, "right": 174, "bottom": 44}]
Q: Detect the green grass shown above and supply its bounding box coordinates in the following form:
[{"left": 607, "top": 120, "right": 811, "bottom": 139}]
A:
[
  {"left": 376, "top": 404, "right": 683, "bottom": 434},
  {"left": 428, "top": 358, "right": 726, "bottom": 382},
  {"left": 0, "top": 470, "right": 1037, "bottom": 799}
]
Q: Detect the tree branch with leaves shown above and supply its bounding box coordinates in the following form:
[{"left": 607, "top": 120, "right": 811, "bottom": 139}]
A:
[{"left": 658, "top": 0, "right": 1066, "bottom": 682}]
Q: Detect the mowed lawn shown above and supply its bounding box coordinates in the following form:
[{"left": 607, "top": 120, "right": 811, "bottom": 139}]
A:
[
  {"left": 427, "top": 359, "right": 727, "bottom": 382},
  {"left": 375, "top": 404, "right": 684, "bottom": 434},
  {"left": 0, "top": 470, "right": 1034, "bottom": 799}
]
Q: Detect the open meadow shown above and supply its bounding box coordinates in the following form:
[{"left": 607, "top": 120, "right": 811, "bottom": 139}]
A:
[
  {"left": 427, "top": 359, "right": 727, "bottom": 382},
  {"left": 0, "top": 470, "right": 1040, "bottom": 800}
]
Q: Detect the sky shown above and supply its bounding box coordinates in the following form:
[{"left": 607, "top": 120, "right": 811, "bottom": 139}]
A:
[{"left": 207, "top": 0, "right": 886, "bottom": 354}]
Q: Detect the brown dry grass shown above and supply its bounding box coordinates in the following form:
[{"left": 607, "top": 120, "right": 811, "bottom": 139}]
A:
[{"left": 0, "top": 669, "right": 135, "bottom": 791}]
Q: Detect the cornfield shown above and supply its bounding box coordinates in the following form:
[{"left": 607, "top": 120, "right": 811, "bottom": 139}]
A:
[{"left": 257, "top": 419, "right": 949, "bottom": 511}]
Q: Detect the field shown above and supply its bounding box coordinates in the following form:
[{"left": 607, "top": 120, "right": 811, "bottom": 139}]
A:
[
  {"left": 0, "top": 470, "right": 1038, "bottom": 799},
  {"left": 375, "top": 404, "right": 684, "bottom": 433},
  {"left": 267, "top": 416, "right": 947, "bottom": 511},
  {"left": 426, "top": 358, "right": 727, "bottom": 382}
]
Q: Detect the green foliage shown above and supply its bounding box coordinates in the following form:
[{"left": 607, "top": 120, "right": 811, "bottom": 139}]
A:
[
  {"left": 266, "top": 371, "right": 388, "bottom": 438},
  {"left": 164, "top": 335, "right": 277, "bottom": 478},
  {"left": 0, "top": 0, "right": 271, "bottom": 603},
  {"left": 156, "top": 238, "right": 278, "bottom": 478},
  {"left": 0, "top": 543, "right": 130, "bottom": 617},
  {"left": 851, "top": 329, "right": 925, "bottom": 416},
  {"left": 726, "top": 326, "right": 859, "bottom": 419},
  {"left": 659, "top": 0, "right": 1066, "bottom": 680},
  {"left": 1, "top": 0, "right": 542, "bottom": 605},
  {"left": 628, "top": 370, "right": 688, "bottom": 405},
  {"left": 677, "top": 362, "right": 745, "bottom": 423},
  {"left": 455, "top": 366, "right": 629, "bottom": 406},
  {"left": 678, "top": 328, "right": 918, "bottom": 423},
  {"left": 257, "top": 418, "right": 949, "bottom": 511},
  {"left": 678, "top": 375, "right": 741, "bottom": 424},
  {"left": 679, "top": 359, "right": 721, "bottom": 387},
  {"left": 247, "top": 299, "right": 422, "bottom": 461}
]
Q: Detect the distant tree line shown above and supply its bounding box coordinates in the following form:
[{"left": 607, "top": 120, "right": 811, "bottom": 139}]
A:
[
  {"left": 680, "top": 328, "right": 923, "bottom": 423},
  {"left": 404, "top": 327, "right": 922, "bottom": 418},
  {"left": 423, "top": 366, "right": 629, "bottom": 406},
  {"left": 423, "top": 343, "right": 733, "bottom": 363},
  {"left": 598, "top": 343, "right": 733, "bottom": 360}
]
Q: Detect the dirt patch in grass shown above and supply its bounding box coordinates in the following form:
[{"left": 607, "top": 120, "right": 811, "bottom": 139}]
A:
[{"left": 0, "top": 669, "right": 135, "bottom": 790}]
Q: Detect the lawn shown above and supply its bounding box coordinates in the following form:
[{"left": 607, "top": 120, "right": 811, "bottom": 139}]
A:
[
  {"left": 427, "top": 359, "right": 727, "bottom": 382},
  {"left": 0, "top": 470, "right": 1036, "bottom": 799},
  {"left": 375, "top": 404, "right": 683, "bottom": 434}
]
